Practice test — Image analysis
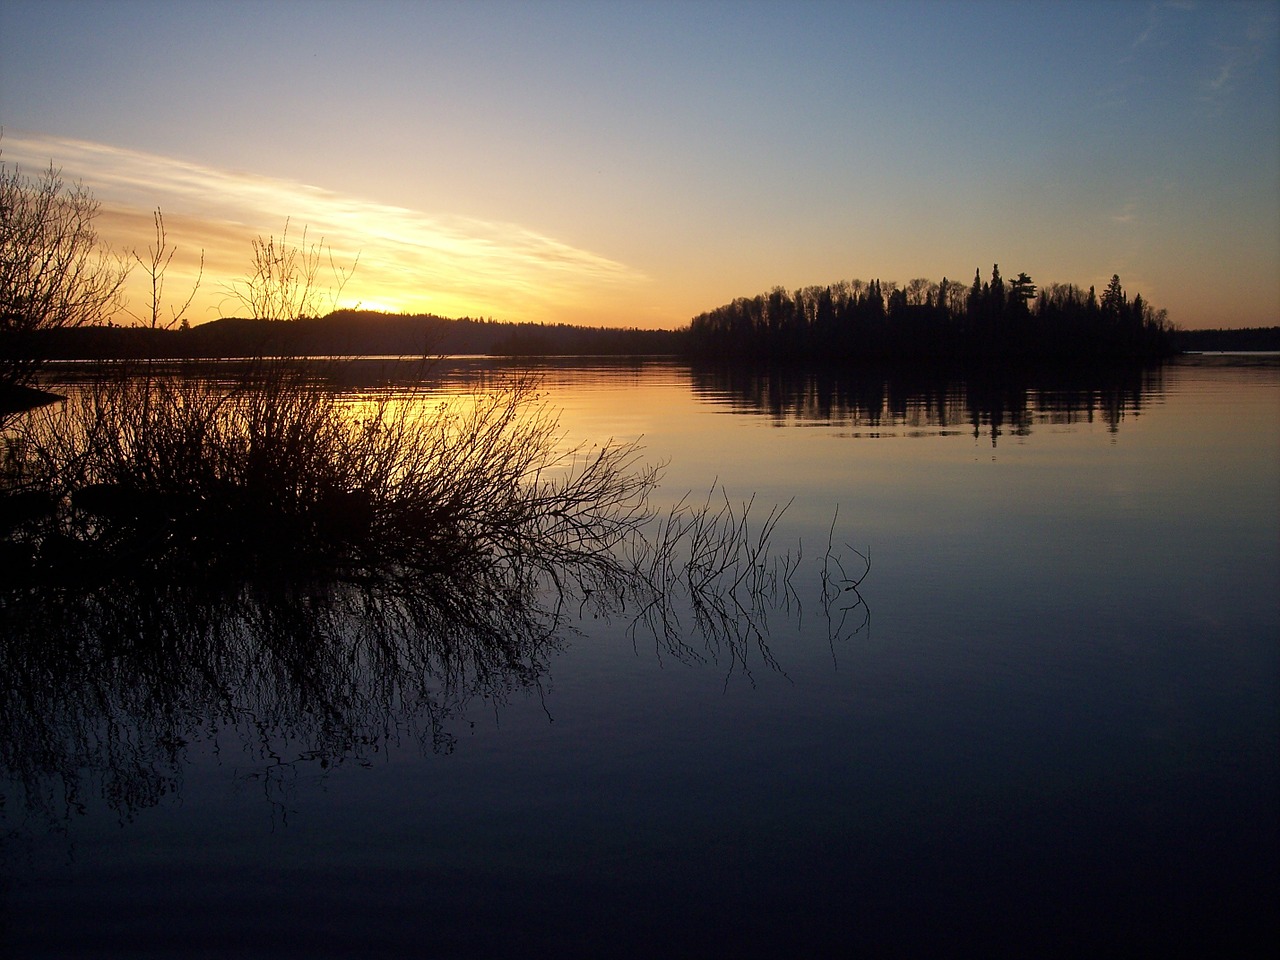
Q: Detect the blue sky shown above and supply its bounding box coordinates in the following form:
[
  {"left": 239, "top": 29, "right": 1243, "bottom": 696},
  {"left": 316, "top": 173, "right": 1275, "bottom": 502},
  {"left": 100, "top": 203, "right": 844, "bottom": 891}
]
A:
[{"left": 2, "top": 0, "right": 1277, "bottom": 328}]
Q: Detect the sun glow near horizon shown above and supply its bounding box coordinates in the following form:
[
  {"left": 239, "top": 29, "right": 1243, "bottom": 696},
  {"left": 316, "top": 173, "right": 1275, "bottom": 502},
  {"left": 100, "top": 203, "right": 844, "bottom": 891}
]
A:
[{"left": 3, "top": 131, "right": 655, "bottom": 328}]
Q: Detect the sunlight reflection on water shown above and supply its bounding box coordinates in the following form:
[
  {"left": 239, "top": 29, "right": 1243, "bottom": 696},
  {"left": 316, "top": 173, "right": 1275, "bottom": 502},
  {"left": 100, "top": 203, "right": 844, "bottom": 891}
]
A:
[{"left": 7, "top": 354, "right": 1278, "bottom": 957}]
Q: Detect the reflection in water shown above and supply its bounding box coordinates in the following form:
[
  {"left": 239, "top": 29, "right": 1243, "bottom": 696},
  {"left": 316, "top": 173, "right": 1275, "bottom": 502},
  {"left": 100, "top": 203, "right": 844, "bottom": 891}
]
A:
[
  {"left": 690, "top": 363, "right": 1164, "bottom": 443},
  {"left": 2, "top": 355, "right": 1273, "bottom": 954},
  {"left": 0, "top": 563, "right": 560, "bottom": 829},
  {"left": 0, "top": 495, "right": 867, "bottom": 833}
]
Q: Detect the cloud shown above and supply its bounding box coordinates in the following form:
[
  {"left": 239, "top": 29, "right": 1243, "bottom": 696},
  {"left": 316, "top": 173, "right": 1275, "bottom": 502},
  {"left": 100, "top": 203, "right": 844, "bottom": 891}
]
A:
[
  {"left": 1, "top": 131, "right": 649, "bottom": 324},
  {"left": 1111, "top": 202, "right": 1139, "bottom": 224},
  {"left": 1130, "top": 1, "right": 1164, "bottom": 51},
  {"left": 1199, "top": 4, "right": 1277, "bottom": 104}
]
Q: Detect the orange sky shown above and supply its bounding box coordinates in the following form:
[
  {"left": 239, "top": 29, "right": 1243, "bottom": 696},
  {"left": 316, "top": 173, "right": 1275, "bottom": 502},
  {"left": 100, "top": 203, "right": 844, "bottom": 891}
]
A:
[{"left": 2, "top": 2, "right": 1278, "bottom": 330}]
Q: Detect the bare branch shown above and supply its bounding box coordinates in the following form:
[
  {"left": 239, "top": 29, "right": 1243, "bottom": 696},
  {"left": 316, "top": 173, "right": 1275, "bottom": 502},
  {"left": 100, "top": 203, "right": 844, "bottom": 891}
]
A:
[{"left": 1, "top": 145, "right": 130, "bottom": 394}]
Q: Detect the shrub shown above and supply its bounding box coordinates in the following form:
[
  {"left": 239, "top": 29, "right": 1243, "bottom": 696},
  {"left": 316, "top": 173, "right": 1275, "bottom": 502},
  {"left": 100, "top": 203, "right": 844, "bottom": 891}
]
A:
[
  {"left": 1, "top": 363, "right": 871, "bottom": 828},
  {"left": 4, "top": 363, "right": 657, "bottom": 589}
]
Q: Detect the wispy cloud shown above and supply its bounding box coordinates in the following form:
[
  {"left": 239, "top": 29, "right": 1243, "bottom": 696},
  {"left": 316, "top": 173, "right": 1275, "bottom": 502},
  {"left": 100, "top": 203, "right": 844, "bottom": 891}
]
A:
[
  {"left": 1, "top": 131, "right": 649, "bottom": 323},
  {"left": 1199, "top": 4, "right": 1277, "bottom": 105},
  {"left": 1111, "top": 201, "right": 1139, "bottom": 225},
  {"left": 1128, "top": 1, "right": 1201, "bottom": 59},
  {"left": 1130, "top": 1, "right": 1166, "bottom": 51}
]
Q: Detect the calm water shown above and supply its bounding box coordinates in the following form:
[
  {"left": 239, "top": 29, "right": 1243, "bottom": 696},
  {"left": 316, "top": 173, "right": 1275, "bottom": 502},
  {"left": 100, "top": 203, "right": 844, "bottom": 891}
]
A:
[{"left": 3, "top": 354, "right": 1277, "bottom": 957}]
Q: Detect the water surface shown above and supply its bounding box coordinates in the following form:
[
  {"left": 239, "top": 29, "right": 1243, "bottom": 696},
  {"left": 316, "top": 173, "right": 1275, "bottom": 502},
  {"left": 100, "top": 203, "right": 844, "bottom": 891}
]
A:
[{"left": 4, "top": 354, "right": 1277, "bottom": 957}]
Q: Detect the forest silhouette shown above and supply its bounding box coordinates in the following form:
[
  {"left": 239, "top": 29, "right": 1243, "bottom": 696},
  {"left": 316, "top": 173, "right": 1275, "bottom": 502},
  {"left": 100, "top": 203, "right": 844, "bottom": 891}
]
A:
[
  {"left": 21, "top": 265, "right": 1211, "bottom": 367},
  {"left": 688, "top": 266, "right": 1177, "bottom": 365}
]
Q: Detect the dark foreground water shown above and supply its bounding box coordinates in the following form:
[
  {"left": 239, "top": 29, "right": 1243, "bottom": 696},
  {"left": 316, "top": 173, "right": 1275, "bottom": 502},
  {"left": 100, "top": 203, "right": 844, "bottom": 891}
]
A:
[{"left": 3, "top": 354, "right": 1277, "bottom": 957}]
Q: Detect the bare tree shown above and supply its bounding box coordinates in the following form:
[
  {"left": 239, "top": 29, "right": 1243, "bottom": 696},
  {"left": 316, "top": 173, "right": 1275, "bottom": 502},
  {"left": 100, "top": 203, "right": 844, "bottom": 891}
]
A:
[
  {"left": 126, "top": 208, "right": 203, "bottom": 332},
  {"left": 942, "top": 278, "right": 968, "bottom": 318},
  {"left": 906, "top": 277, "right": 933, "bottom": 307},
  {"left": 222, "top": 219, "right": 357, "bottom": 322},
  {"left": 0, "top": 148, "right": 129, "bottom": 401}
]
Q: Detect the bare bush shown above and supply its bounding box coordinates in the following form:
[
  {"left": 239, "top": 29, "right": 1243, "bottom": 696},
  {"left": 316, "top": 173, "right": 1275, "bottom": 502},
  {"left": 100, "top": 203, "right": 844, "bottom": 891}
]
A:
[
  {"left": 1, "top": 366, "right": 870, "bottom": 830},
  {"left": 220, "top": 220, "right": 357, "bottom": 321},
  {"left": 125, "top": 208, "right": 203, "bottom": 332},
  {"left": 7, "top": 367, "right": 658, "bottom": 586}
]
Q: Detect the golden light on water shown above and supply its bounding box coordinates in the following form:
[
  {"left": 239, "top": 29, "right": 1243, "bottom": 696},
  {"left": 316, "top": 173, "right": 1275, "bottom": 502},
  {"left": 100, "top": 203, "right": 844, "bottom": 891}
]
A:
[{"left": 3, "top": 132, "right": 651, "bottom": 327}]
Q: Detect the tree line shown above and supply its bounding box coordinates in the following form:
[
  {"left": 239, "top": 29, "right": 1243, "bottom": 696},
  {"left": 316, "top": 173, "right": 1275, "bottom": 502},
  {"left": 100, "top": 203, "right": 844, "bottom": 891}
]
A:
[
  {"left": 0, "top": 141, "right": 1211, "bottom": 390},
  {"left": 1174, "top": 326, "right": 1280, "bottom": 352},
  {"left": 688, "top": 266, "right": 1176, "bottom": 364},
  {"left": 27, "top": 310, "right": 685, "bottom": 361}
]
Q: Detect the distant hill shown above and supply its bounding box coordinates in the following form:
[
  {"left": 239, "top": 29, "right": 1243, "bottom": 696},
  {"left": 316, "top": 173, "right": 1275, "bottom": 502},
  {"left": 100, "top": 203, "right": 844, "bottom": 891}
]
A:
[
  {"left": 32, "top": 311, "right": 686, "bottom": 359},
  {"left": 1173, "top": 327, "right": 1280, "bottom": 352}
]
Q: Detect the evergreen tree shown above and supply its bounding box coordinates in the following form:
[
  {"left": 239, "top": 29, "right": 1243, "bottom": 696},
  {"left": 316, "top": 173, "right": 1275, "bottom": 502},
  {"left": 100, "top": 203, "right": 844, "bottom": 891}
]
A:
[
  {"left": 1101, "top": 274, "right": 1125, "bottom": 315},
  {"left": 989, "top": 264, "right": 1006, "bottom": 314},
  {"left": 1008, "top": 272, "right": 1036, "bottom": 312},
  {"left": 968, "top": 268, "right": 983, "bottom": 314}
]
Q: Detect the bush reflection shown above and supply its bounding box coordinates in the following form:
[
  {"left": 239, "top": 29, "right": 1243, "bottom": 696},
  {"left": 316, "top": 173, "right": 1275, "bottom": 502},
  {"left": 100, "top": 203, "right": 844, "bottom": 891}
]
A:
[{"left": 1, "top": 497, "right": 866, "bottom": 832}]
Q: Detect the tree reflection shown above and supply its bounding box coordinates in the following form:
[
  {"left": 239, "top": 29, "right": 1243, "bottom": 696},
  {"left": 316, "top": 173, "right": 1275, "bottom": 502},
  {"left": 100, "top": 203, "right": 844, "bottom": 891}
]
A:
[{"left": 690, "top": 363, "right": 1163, "bottom": 444}]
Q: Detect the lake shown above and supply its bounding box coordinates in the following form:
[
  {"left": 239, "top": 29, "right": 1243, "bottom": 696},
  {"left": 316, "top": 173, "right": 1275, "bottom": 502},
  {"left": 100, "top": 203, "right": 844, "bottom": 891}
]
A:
[{"left": 3, "top": 353, "right": 1277, "bottom": 957}]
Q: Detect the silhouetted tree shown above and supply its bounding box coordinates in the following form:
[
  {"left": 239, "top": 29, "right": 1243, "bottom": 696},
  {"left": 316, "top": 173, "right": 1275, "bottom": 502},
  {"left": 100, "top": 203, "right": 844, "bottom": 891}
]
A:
[
  {"left": 968, "top": 268, "right": 984, "bottom": 315},
  {"left": 1009, "top": 272, "right": 1036, "bottom": 312},
  {"left": 1100, "top": 274, "right": 1126, "bottom": 317},
  {"left": 125, "top": 208, "right": 203, "bottom": 333},
  {"left": 1, "top": 149, "right": 129, "bottom": 403},
  {"left": 988, "top": 264, "right": 1006, "bottom": 315}
]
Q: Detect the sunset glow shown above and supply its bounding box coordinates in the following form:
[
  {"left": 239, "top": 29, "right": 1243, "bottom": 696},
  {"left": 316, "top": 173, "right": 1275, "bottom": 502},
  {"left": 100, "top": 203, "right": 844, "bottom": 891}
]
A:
[
  {"left": 2, "top": 5, "right": 1277, "bottom": 950},
  {"left": 0, "top": 132, "right": 649, "bottom": 327},
  {"left": 2, "top": 1, "right": 1277, "bottom": 329}
]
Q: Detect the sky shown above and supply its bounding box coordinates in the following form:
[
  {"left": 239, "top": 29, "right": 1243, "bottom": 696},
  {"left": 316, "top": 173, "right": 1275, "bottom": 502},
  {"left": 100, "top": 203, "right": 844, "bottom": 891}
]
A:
[{"left": 2, "top": 0, "right": 1277, "bottom": 330}]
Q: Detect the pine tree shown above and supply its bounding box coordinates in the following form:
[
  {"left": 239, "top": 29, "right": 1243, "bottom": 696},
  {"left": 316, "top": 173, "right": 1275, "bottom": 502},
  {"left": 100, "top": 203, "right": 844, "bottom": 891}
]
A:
[
  {"left": 1008, "top": 272, "right": 1036, "bottom": 313},
  {"left": 989, "top": 264, "right": 1006, "bottom": 314},
  {"left": 1101, "top": 274, "right": 1125, "bottom": 315}
]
